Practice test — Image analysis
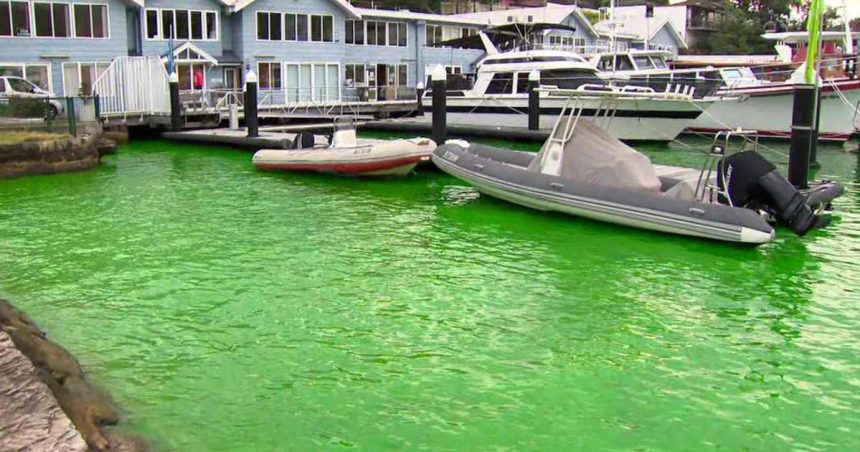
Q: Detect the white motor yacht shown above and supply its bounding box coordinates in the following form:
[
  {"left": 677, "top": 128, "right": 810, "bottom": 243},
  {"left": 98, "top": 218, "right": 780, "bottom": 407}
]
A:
[{"left": 426, "top": 24, "right": 715, "bottom": 142}]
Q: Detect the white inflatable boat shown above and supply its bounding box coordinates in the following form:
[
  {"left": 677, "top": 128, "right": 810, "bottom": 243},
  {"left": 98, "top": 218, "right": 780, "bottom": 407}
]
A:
[{"left": 253, "top": 118, "right": 436, "bottom": 177}]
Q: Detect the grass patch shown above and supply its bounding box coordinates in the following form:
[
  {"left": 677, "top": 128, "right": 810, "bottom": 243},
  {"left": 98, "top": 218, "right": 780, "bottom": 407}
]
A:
[{"left": 0, "top": 131, "right": 69, "bottom": 145}]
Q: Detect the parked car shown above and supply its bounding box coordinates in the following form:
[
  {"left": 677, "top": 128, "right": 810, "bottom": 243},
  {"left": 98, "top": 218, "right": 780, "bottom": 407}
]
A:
[{"left": 0, "top": 76, "right": 64, "bottom": 119}]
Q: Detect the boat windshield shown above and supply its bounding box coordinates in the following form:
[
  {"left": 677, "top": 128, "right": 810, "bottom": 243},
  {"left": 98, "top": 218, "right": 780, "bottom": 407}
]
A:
[
  {"left": 722, "top": 68, "right": 747, "bottom": 80},
  {"left": 650, "top": 57, "right": 668, "bottom": 69},
  {"left": 633, "top": 56, "right": 655, "bottom": 70},
  {"left": 597, "top": 55, "right": 635, "bottom": 72}
]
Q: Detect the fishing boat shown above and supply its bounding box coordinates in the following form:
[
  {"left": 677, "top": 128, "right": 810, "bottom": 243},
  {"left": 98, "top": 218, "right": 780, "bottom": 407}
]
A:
[
  {"left": 427, "top": 23, "right": 716, "bottom": 142},
  {"left": 253, "top": 118, "right": 435, "bottom": 177},
  {"left": 431, "top": 92, "right": 843, "bottom": 244}
]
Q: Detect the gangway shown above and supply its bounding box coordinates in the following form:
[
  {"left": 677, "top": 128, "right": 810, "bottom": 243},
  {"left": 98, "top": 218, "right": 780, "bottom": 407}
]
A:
[{"left": 92, "top": 56, "right": 171, "bottom": 122}]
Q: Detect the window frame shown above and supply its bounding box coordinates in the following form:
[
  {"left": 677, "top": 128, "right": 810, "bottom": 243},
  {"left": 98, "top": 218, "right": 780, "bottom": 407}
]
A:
[
  {"left": 0, "top": 0, "right": 33, "bottom": 38},
  {"left": 61, "top": 61, "right": 109, "bottom": 96},
  {"left": 308, "top": 14, "right": 333, "bottom": 43},
  {"left": 32, "top": 2, "right": 71, "bottom": 39},
  {"left": 145, "top": 7, "right": 219, "bottom": 42},
  {"left": 72, "top": 2, "right": 110, "bottom": 40},
  {"left": 257, "top": 61, "right": 282, "bottom": 91},
  {"left": 0, "top": 62, "right": 52, "bottom": 92}
]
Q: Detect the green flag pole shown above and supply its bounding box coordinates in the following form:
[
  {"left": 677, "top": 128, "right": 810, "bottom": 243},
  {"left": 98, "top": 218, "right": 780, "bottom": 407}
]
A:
[{"left": 805, "top": 0, "right": 825, "bottom": 84}]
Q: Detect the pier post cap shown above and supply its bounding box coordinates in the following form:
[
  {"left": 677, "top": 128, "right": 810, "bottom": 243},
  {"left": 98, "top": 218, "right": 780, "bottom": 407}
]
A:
[
  {"left": 245, "top": 69, "right": 258, "bottom": 84},
  {"left": 416, "top": 81, "right": 425, "bottom": 91},
  {"left": 529, "top": 70, "right": 540, "bottom": 82},
  {"left": 431, "top": 65, "right": 447, "bottom": 82},
  {"left": 168, "top": 71, "right": 178, "bottom": 83}
]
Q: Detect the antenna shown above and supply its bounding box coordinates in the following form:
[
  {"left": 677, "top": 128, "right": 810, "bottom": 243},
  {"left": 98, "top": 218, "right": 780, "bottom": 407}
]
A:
[{"left": 842, "top": 0, "right": 854, "bottom": 54}]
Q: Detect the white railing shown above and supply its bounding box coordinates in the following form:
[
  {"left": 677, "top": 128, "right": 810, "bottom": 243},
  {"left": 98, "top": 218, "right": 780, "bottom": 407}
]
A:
[{"left": 92, "top": 56, "right": 170, "bottom": 118}]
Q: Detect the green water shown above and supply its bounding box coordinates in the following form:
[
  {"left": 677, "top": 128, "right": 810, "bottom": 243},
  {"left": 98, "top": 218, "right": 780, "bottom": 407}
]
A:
[{"left": 1, "top": 139, "right": 859, "bottom": 450}]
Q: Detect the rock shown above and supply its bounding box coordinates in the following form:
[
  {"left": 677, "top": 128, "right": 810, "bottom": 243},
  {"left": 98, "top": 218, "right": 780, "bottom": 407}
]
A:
[
  {"left": 0, "top": 133, "right": 102, "bottom": 179},
  {"left": 0, "top": 299, "right": 149, "bottom": 451}
]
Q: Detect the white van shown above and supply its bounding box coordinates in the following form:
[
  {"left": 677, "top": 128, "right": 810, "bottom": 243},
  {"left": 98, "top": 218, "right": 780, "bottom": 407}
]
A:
[{"left": 0, "top": 76, "right": 64, "bottom": 119}]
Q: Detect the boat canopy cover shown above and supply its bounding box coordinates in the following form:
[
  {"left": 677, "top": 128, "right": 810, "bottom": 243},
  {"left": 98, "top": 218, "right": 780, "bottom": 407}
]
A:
[{"left": 527, "top": 120, "right": 662, "bottom": 192}]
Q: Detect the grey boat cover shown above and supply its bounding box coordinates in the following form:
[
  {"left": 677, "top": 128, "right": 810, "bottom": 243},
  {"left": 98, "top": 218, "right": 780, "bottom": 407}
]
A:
[{"left": 527, "top": 119, "right": 662, "bottom": 192}]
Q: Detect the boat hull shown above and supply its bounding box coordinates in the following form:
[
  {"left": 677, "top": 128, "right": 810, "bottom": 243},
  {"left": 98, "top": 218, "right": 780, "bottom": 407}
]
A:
[
  {"left": 432, "top": 143, "right": 775, "bottom": 244},
  {"left": 425, "top": 95, "right": 713, "bottom": 141},
  {"left": 253, "top": 139, "right": 435, "bottom": 177},
  {"left": 689, "top": 79, "right": 860, "bottom": 142}
]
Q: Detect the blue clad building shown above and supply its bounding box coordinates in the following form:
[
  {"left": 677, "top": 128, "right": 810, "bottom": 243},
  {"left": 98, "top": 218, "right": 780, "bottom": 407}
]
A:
[{"left": 0, "top": 0, "right": 487, "bottom": 100}]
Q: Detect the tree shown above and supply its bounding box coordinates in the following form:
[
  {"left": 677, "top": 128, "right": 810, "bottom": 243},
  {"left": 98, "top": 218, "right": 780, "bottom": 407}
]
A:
[
  {"left": 701, "top": 0, "right": 819, "bottom": 54},
  {"left": 704, "top": 5, "right": 775, "bottom": 54}
]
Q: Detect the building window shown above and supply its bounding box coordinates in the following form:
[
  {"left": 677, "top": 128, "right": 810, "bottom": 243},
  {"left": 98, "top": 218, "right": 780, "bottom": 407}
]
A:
[
  {"left": 34, "top": 2, "right": 71, "bottom": 38},
  {"left": 174, "top": 10, "right": 189, "bottom": 39},
  {"left": 284, "top": 62, "right": 339, "bottom": 102},
  {"left": 307, "top": 14, "right": 332, "bottom": 42},
  {"left": 62, "top": 62, "right": 109, "bottom": 96},
  {"left": 284, "top": 13, "right": 296, "bottom": 41},
  {"left": 73, "top": 4, "right": 108, "bottom": 38},
  {"left": 296, "top": 14, "right": 308, "bottom": 41},
  {"left": 258, "top": 62, "right": 282, "bottom": 91},
  {"left": 0, "top": 1, "right": 31, "bottom": 37},
  {"left": 345, "top": 19, "right": 364, "bottom": 45},
  {"left": 161, "top": 9, "right": 173, "bottom": 39},
  {"left": 366, "top": 21, "right": 379, "bottom": 46},
  {"left": 384, "top": 22, "right": 408, "bottom": 47},
  {"left": 145, "top": 9, "right": 158, "bottom": 39},
  {"left": 426, "top": 25, "right": 473, "bottom": 47},
  {"left": 146, "top": 8, "right": 218, "bottom": 41},
  {"left": 0, "top": 63, "right": 51, "bottom": 91},
  {"left": 344, "top": 63, "right": 366, "bottom": 87},
  {"left": 256, "top": 11, "right": 281, "bottom": 41}
]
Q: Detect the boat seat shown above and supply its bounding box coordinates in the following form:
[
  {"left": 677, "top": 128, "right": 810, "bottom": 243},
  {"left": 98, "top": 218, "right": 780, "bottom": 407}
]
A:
[{"left": 291, "top": 132, "right": 316, "bottom": 150}]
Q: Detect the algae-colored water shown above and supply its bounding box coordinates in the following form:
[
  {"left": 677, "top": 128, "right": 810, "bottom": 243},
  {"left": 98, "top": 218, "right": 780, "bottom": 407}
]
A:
[{"left": 1, "top": 138, "right": 859, "bottom": 450}]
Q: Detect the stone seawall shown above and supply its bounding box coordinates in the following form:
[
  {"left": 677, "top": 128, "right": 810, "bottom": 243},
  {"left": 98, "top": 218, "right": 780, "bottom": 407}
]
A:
[
  {"left": 0, "top": 299, "right": 148, "bottom": 451},
  {"left": 0, "top": 135, "right": 101, "bottom": 179}
]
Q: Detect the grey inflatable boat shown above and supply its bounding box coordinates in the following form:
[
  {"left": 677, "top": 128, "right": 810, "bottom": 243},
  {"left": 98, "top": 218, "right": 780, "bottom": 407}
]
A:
[{"left": 432, "top": 105, "right": 843, "bottom": 244}]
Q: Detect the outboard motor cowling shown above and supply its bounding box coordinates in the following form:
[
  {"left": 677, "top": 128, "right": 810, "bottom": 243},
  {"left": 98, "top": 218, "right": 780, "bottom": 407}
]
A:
[{"left": 717, "top": 151, "right": 820, "bottom": 236}]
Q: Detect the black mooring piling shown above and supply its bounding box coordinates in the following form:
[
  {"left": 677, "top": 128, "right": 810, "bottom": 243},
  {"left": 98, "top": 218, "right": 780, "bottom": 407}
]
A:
[
  {"left": 788, "top": 84, "right": 818, "bottom": 188},
  {"left": 169, "top": 72, "right": 182, "bottom": 132},
  {"left": 431, "top": 66, "right": 447, "bottom": 145},
  {"left": 244, "top": 70, "right": 259, "bottom": 138},
  {"left": 527, "top": 70, "right": 540, "bottom": 131}
]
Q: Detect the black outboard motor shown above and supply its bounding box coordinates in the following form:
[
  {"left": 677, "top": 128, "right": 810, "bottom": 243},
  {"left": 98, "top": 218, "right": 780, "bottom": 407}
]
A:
[{"left": 717, "top": 151, "right": 824, "bottom": 236}]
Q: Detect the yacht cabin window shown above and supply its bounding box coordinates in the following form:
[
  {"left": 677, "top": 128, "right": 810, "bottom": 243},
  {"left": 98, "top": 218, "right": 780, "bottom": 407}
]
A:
[
  {"left": 632, "top": 56, "right": 655, "bottom": 70},
  {"left": 597, "top": 55, "right": 634, "bottom": 72},
  {"left": 650, "top": 56, "right": 668, "bottom": 69}
]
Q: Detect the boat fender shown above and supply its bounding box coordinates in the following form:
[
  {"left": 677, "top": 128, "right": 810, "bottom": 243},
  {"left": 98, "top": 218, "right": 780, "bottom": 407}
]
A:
[
  {"left": 445, "top": 139, "right": 471, "bottom": 148},
  {"left": 718, "top": 151, "right": 819, "bottom": 236}
]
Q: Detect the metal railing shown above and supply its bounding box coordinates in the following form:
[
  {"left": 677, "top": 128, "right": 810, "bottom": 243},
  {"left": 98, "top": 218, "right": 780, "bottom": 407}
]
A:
[
  {"left": 92, "top": 56, "right": 170, "bottom": 118},
  {"left": 171, "top": 85, "right": 418, "bottom": 117}
]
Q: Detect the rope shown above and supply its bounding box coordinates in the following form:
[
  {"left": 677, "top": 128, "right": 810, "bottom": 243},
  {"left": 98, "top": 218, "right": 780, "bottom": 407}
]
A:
[{"left": 686, "top": 97, "right": 789, "bottom": 163}]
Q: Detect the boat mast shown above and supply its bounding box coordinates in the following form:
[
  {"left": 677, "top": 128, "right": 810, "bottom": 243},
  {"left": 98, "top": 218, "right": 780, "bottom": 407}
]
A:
[
  {"left": 610, "top": 0, "right": 617, "bottom": 72},
  {"left": 842, "top": 0, "right": 854, "bottom": 54}
]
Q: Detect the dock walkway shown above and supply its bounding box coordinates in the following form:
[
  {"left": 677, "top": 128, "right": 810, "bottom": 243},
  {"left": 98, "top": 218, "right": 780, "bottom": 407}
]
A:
[{"left": 0, "top": 331, "right": 86, "bottom": 451}]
